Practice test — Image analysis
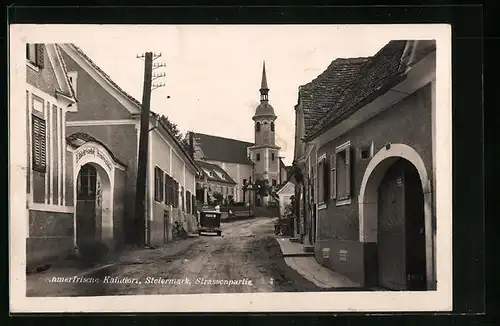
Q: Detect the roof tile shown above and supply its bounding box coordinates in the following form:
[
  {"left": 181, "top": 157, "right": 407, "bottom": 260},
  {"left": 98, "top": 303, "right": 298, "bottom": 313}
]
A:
[{"left": 305, "top": 40, "right": 412, "bottom": 140}]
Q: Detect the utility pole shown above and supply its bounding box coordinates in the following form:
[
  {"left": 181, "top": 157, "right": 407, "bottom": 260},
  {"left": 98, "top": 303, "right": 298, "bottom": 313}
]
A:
[{"left": 134, "top": 52, "right": 166, "bottom": 246}]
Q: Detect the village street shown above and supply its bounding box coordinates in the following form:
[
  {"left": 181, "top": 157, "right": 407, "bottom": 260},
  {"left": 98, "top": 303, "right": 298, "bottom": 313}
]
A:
[{"left": 27, "top": 217, "right": 322, "bottom": 297}]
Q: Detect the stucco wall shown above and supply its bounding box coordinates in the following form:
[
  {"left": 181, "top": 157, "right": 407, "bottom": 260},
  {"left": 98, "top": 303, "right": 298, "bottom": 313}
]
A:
[
  {"left": 59, "top": 50, "right": 133, "bottom": 121},
  {"left": 112, "top": 168, "right": 127, "bottom": 248},
  {"left": 67, "top": 124, "right": 138, "bottom": 243},
  {"left": 313, "top": 83, "right": 433, "bottom": 285},
  {"left": 27, "top": 210, "right": 74, "bottom": 268}
]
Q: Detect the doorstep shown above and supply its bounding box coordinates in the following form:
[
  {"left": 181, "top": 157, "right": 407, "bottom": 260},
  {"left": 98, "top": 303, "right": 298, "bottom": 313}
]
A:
[{"left": 276, "top": 237, "right": 314, "bottom": 257}]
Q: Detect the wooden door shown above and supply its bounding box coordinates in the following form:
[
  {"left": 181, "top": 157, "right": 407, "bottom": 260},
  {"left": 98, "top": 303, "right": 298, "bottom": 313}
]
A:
[
  {"left": 76, "top": 164, "right": 97, "bottom": 246},
  {"left": 404, "top": 161, "right": 427, "bottom": 290},
  {"left": 377, "top": 159, "right": 407, "bottom": 290}
]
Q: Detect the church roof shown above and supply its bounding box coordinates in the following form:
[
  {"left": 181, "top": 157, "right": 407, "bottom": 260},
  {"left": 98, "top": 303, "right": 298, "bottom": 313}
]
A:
[
  {"left": 254, "top": 61, "right": 277, "bottom": 119},
  {"left": 260, "top": 61, "right": 269, "bottom": 90},
  {"left": 192, "top": 132, "right": 254, "bottom": 165},
  {"left": 254, "top": 101, "right": 276, "bottom": 118}
]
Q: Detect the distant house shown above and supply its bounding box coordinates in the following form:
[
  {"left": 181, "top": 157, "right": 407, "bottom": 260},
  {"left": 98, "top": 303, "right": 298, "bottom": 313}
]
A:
[
  {"left": 25, "top": 43, "right": 78, "bottom": 268},
  {"left": 190, "top": 132, "right": 255, "bottom": 204},
  {"left": 301, "top": 40, "right": 437, "bottom": 291},
  {"left": 58, "top": 43, "right": 199, "bottom": 249},
  {"left": 195, "top": 159, "right": 237, "bottom": 205},
  {"left": 276, "top": 181, "right": 295, "bottom": 217}
]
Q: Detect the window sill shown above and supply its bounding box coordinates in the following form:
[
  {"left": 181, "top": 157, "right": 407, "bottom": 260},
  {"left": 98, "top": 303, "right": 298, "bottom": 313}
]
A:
[
  {"left": 26, "top": 60, "right": 40, "bottom": 72},
  {"left": 317, "top": 203, "right": 327, "bottom": 210},
  {"left": 336, "top": 198, "right": 352, "bottom": 206}
]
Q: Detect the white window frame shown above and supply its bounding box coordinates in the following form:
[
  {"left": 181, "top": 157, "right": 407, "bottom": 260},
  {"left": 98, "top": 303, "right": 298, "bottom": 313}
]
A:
[{"left": 334, "top": 141, "right": 352, "bottom": 206}]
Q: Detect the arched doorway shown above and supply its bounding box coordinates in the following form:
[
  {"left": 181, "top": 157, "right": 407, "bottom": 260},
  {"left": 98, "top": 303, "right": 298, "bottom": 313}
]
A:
[
  {"left": 358, "top": 143, "right": 434, "bottom": 290},
  {"left": 75, "top": 162, "right": 111, "bottom": 248},
  {"left": 377, "top": 158, "right": 426, "bottom": 290}
]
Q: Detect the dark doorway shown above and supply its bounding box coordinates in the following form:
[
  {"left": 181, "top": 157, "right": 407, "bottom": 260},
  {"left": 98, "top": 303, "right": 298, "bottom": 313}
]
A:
[
  {"left": 76, "top": 164, "right": 100, "bottom": 247},
  {"left": 377, "top": 158, "right": 427, "bottom": 291}
]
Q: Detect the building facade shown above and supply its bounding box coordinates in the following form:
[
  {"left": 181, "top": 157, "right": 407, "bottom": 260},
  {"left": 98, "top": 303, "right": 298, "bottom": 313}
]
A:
[
  {"left": 303, "top": 40, "right": 437, "bottom": 291},
  {"left": 194, "top": 160, "right": 237, "bottom": 205},
  {"left": 58, "top": 43, "right": 198, "bottom": 249},
  {"left": 25, "top": 43, "right": 78, "bottom": 269},
  {"left": 291, "top": 57, "right": 370, "bottom": 247}
]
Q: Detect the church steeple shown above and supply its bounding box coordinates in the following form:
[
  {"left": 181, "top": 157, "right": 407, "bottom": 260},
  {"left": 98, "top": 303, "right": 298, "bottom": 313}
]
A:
[{"left": 260, "top": 61, "right": 269, "bottom": 102}]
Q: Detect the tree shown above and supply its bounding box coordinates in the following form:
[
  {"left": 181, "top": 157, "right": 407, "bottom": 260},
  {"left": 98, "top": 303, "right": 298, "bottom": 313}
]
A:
[
  {"left": 159, "top": 115, "right": 192, "bottom": 155},
  {"left": 159, "top": 115, "right": 183, "bottom": 142}
]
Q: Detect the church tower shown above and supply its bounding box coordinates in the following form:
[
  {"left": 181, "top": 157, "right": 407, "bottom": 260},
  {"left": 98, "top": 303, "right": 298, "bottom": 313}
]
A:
[{"left": 248, "top": 61, "right": 281, "bottom": 194}]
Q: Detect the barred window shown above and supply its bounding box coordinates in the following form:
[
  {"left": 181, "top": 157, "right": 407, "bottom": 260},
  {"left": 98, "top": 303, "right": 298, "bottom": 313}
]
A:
[{"left": 32, "top": 114, "right": 47, "bottom": 173}]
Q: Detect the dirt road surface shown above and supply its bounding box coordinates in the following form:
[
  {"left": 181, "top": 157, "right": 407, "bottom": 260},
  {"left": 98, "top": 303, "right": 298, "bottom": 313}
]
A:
[{"left": 27, "top": 217, "right": 321, "bottom": 296}]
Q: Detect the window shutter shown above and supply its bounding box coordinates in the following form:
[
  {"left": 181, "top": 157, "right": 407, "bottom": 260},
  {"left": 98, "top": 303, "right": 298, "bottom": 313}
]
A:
[
  {"left": 32, "top": 115, "right": 46, "bottom": 172},
  {"left": 323, "top": 159, "right": 330, "bottom": 201},
  {"left": 345, "top": 146, "right": 351, "bottom": 198},
  {"left": 331, "top": 154, "right": 337, "bottom": 199},
  {"left": 36, "top": 44, "right": 44, "bottom": 68}
]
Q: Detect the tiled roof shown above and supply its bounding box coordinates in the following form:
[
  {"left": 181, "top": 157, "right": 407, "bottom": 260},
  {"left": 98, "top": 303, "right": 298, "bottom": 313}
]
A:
[
  {"left": 66, "top": 132, "right": 127, "bottom": 167},
  {"left": 305, "top": 40, "right": 413, "bottom": 140},
  {"left": 298, "top": 57, "right": 371, "bottom": 135},
  {"left": 192, "top": 132, "right": 254, "bottom": 165},
  {"left": 195, "top": 160, "right": 237, "bottom": 185}
]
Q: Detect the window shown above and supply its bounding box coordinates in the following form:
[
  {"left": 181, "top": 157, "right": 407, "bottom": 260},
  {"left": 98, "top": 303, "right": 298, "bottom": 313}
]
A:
[
  {"left": 256, "top": 153, "right": 261, "bottom": 161},
  {"left": 192, "top": 194, "right": 196, "bottom": 215},
  {"left": 360, "top": 142, "right": 373, "bottom": 160},
  {"left": 317, "top": 155, "right": 329, "bottom": 205},
  {"left": 271, "top": 152, "right": 275, "bottom": 161},
  {"left": 32, "top": 114, "right": 47, "bottom": 173},
  {"left": 164, "top": 174, "right": 170, "bottom": 204},
  {"left": 173, "top": 181, "right": 179, "bottom": 208},
  {"left": 26, "top": 44, "right": 44, "bottom": 68},
  {"left": 333, "top": 142, "right": 352, "bottom": 205},
  {"left": 181, "top": 186, "right": 185, "bottom": 211},
  {"left": 77, "top": 164, "right": 97, "bottom": 200},
  {"left": 330, "top": 154, "right": 336, "bottom": 199},
  {"left": 255, "top": 122, "right": 261, "bottom": 132},
  {"left": 186, "top": 190, "right": 191, "bottom": 213},
  {"left": 271, "top": 121, "right": 275, "bottom": 132},
  {"left": 154, "top": 167, "right": 164, "bottom": 202}
]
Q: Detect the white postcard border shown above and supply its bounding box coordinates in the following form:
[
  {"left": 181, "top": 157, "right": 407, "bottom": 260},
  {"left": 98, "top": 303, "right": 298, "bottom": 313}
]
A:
[{"left": 9, "top": 24, "right": 452, "bottom": 313}]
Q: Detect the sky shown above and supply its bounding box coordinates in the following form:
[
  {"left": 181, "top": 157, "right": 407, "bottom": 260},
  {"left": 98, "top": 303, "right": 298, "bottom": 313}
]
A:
[{"left": 34, "top": 25, "right": 397, "bottom": 165}]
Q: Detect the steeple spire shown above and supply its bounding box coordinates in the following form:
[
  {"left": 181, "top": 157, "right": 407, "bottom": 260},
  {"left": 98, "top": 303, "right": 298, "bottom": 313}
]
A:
[{"left": 260, "top": 61, "right": 269, "bottom": 101}]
